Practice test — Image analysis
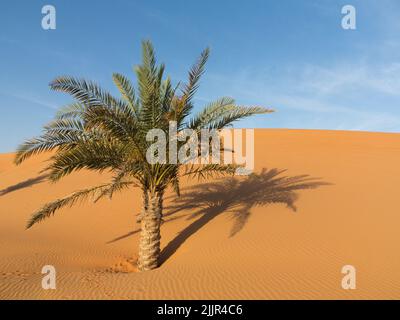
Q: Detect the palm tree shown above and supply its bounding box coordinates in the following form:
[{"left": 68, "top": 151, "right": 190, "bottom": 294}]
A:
[{"left": 14, "top": 40, "right": 273, "bottom": 271}]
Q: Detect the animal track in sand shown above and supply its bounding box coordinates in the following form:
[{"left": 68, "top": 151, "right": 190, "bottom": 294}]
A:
[
  {"left": 1, "top": 270, "right": 37, "bottom": 278},
  {"left": 105, "top": 257, "right": 138, "bottom": 273}
]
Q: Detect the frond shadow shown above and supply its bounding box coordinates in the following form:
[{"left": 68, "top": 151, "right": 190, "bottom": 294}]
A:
[
  {"left": 159, "top": 168, "right": 330, "bottom": 265},
  {"left": 0, "top": 174, "right": 48, "bottom": 197}
]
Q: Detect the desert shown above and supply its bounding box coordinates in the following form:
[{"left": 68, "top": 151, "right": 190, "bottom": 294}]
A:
[{"left": 1, "top": 129, "right": 400, "bottom": 299}]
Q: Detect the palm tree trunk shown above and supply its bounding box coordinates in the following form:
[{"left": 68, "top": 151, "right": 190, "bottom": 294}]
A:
[
  {"left": 137, "top": 190, "right": 163, "bottom": 271},
  {"left": 136, "top": 189, "right": 148, "bottom": 223}
]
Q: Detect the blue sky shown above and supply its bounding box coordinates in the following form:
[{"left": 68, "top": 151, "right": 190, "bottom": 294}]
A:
[{"left": 0, "top": 0, "right": 400, "bottom": 152}]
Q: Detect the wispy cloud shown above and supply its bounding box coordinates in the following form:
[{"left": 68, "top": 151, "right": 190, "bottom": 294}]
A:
[
  {"left": 200, "top": 58, "right": 400, "bottom": 132},
  {"left": 0, "top": 92, "right": 58, "bottom": 110},
  {"left": 299, "top": 63, "right": 400, "bottom": 96}
]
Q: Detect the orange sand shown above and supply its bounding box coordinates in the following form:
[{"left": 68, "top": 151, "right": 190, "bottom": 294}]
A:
[{"left": 1, "top": 129, "right": 400, "bottom": 299}]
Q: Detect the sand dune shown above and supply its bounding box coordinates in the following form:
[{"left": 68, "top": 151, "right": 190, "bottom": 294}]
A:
[{"left": 1, "top": 129, "right": 400, "bottom": 299}]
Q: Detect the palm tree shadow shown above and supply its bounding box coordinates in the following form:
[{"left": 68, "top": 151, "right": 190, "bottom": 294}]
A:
[
  {"left": 106, "top": 215, "right": 185, "bottom": 244},
  {"left": 159, "top": 168, "right": 330, "bottom": 265},
  {"left": 0, "top": 174, "right": 48, "bottom": 197}
]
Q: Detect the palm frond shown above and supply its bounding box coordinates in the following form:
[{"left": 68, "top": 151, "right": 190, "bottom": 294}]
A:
[
  {"left": 14, "top": 119, "right": 85, "bottom": 165},
  {"left": 112, "top": 73, "right": 138, "bottom": 115},
  {"left": 172, "top": 48, "right": 210, "bottom": 127},
  {"left": 83, "top": 104, "right": 137, "bottom": 141},
  {"left": 141, "top": 40, "right": 157, "bottom": 75},
  {"left": 188, "top": 97, "right": 235, "bottom": 130},
  {"left": 134, "top": 42, "right": 166, "bottom": 130},
  {"left": 182, "top": 47, "right": 209, "bottom": 104},
  {"left": 26, "top": 184, "right": 111, "bottom": 229},
  {"left": 55, "top": 102, "right": 86, "bottom": 120},
  {"left": 50, "top": 76, "right": 119, "bottom": 109},
  {"left": 182, "top": 163, "right": 239, "bottom": 180},
  {"left": 206, "top": 106, "right": 274, "bottom": 129},
  {"left": 94, "top": 170, "right": 137, "bottom": 202},
  {"left": 44, "top": 138, "right": 128, "bottom": 182},
  {"left": 170, "top": 174, "right": 181, "bottom": 196}
]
